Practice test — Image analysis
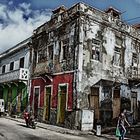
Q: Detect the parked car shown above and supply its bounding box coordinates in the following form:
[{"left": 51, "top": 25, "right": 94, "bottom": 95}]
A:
[{"left": 0, "top": 99, "right": 4, "bottom": 116}]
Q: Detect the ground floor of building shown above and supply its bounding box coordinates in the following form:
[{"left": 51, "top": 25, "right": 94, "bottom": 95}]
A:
[{"left": 0, "top": 81, "right": 28, "bottom": 115}]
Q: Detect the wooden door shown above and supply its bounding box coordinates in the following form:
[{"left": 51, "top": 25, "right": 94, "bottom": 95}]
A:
[
  {"left": 131, "top": 92, "right": 137, "bottom": 121},
  {"left": 57, "top": 85, "right": 67, "bottom": 124},
  {"left": 113, "top": 89, "right": 120, "bottom": 118},
  {"left": 90, "top": 87, "right": 99, "bottom": 120},
  {"left": 44, "top": 86, "right": 51, "bottom": 121}
]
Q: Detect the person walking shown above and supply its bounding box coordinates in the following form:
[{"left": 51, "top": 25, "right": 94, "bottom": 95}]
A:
[{"left": 117, "top": 109, "right": 130, "bottom": 140}]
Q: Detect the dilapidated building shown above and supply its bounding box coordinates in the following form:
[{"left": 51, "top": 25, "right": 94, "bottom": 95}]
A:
[
  {"left": 30, "top": 2, "right": 140, "bottom": 129},
  {"left": 0, "top": 38, "right": 32, "bottom": 115}
]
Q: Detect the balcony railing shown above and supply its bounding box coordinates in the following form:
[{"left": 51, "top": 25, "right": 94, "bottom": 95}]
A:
[
  {"left": 0, "top": 68, "right": 29, "bottom": 83},
  {"left": 127, "top": 67, "right": 140, "bottom": 79}
]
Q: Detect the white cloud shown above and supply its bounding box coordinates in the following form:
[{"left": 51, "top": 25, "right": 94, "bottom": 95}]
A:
[
  {"left": 135, "top": 0, "right": 140, "bottom": 4},
  {"left": 0, "top": 2, "right": 51, "bottom": 53}
]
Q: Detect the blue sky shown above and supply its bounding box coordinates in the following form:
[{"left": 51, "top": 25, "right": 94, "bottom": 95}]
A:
[{"left": 0, "top": 0, "right": 140, "bottom": 53}]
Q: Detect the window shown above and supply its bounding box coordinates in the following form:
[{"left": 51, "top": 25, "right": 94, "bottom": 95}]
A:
[
  {"left": 19, "top": 57, "right": 24, "bottom": 68},
  {"left": 113, "top": 36, "right": 122, "bottom": 66},
  {"left": 37, "top": 47, "right": 47, "bottom": 63},
  {"left": 48, "top": 45, "right": 53, "bottom": 60},
  {"left": 114, "top": 47, "right": 121, "bottom": 66},
  {"left": 115, "top": 36, "right": 122, "bottom": 46},
  {"left": 10, "top": 62, "right": 14, "bottom": 71},
  {"left": 60, "top": 39, "right": 69, "bottom": 61},
  {"left": 132, "top": 53, "right": 138, "bottom": 67},
  {"left": 2, "top": 65, "right": 5, "bottom": 73},
  {"left": 102, "top": 86, "right": 112, "bottom": 99},
  {"left": 91, "top": 39, "right": 101, "bottom": 61}
]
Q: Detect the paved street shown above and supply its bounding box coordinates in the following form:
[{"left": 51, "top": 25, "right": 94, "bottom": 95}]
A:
[{"left": 0, "top": 117, "right": 108, "bottom": 140}]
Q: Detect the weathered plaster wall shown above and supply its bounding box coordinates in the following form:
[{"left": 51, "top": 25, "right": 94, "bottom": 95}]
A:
[
  {"left": 77, "top": 3, "right": 140, "bottom": 110},
  {"left": 0, "top": 47, "right": 30, "bottom": 74}
]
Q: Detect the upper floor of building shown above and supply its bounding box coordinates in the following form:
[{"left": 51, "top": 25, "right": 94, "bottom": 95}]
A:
[
  {"left": 31, "top": 2, "right": 140, "bottom": 80},
  {"left": 1, "top": 2, "right": 140, "bottom": 82},
  {"left": 0, "top": 38, "right": 31, "bottom": 83}
]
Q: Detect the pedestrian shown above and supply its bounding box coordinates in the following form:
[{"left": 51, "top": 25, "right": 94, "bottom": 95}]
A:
[{"left": 117, "top": 109, "right": 130, "bottom": 140}]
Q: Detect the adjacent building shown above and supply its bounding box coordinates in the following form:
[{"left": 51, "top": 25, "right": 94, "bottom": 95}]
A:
[{"left": 0, "top": 38, "right": 32, "bottom": 115}]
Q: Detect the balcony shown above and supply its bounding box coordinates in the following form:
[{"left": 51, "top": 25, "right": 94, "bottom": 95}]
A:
[
  {"left": 0, "top": 68, "right": 29, "bottom": 83},
  {"left": 127, "top": 67, "right": 140, "bottom": 80},
  {"left": 34, "top": 61, "right": 53, "bottom": 76}
]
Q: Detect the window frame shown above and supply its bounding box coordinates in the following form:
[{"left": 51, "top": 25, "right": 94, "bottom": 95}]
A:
[
  {"left": 113, "top": 46, "right": 121, "bottom": 66},
  {"left": 91, "top": 39, "right": 101, "bottom": 61},
  {"left": 132, "top": 53, "right": 138, "bottom": 68},
  {"left": 9, "top": 61, "right": 14, "bottom": 71},
  {"left": 58, "top": 83, "right": 69, "bottom": 110},
  {"left": 48, "top": 45, "right": 54, "bottom": 60},
  {"left": 60, "top": 39, "right": 69, "bottom": 62},
  {"left": 33, "top": 86, "right": 40, "bottom": 108},
  {"left": 2, "top": 65, "right": 6, "bottom": 74},
  {"left": 45, "top": 85, "right": 53, "bottom": 108},
  {"left": 19, "top": 57, "right": 24, "bottom": 68}
]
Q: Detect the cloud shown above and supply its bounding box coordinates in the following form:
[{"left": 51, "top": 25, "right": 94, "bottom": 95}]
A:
[
  {"left": 0, "top": 2, "right": 51, "bottom": 53},
  {"left": 135, "top": 0, "right": 140, "bottom": 4}
]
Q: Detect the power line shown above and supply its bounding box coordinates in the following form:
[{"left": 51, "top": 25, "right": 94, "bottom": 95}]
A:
[{"left": 124, "top": 16, "right": 140, "bottom": 22}]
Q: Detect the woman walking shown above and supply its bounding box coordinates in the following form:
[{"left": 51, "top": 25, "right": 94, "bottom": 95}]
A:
[{"left": 117, "top": 109, "right": 130, "bottom": 140}]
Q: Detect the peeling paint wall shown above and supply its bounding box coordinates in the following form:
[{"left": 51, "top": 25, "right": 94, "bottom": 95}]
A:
[
  {"left": 31, "top": 2, "right": 140, "bottom": 127},
  {"left": 76, "top": 3, "right": 140, "bottom": 125}
]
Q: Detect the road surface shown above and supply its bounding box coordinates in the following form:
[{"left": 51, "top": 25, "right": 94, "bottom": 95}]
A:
[{"left": 0, "top": 117, "right": 108, "bottom": 140}]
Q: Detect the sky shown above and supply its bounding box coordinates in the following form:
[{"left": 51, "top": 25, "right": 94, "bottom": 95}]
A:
[{"left": 0, "top": 0, "right": 140, "bottom": 53}]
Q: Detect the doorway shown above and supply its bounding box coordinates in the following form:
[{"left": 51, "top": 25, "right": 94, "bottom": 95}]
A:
[
  {"left": 34, "top": 87, "right": 40, "bottom": 118},
  {"left": 113, "top": 89, "right": 120, "bottom": 119},
  {"left": 44, "top": 86, "right": 52, "bottom": 121},
  {"left": 131, "top": 92, "right": 137, "bottom": 121},
  {"left": 57, "top": 84, "right": 68, "bottom": 124},
  {"left": 90, "top": 87, "right": 99, "bottom": 120}
]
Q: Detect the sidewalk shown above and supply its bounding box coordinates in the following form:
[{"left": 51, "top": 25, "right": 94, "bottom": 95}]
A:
[{"left": 5, "top": 116, "right": 119, "bottom": 140}]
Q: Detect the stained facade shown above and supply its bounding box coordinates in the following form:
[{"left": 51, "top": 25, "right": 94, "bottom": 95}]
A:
[{"left": 31, "top": 3, "right": 140, "bottom": 128}]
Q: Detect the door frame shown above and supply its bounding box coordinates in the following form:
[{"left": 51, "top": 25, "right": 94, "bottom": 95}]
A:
[
  {"left": 57, "top": 83, "right": 68, "bottom": 124},
  {"left": 33, "top": 86, "right": 40, "bottom": 112},
  {"left": 43, "top": 85, "right": 52, "bottom": 121},
  {"left": 131, "top": 91, "right": 137, "bottom": 121}
]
